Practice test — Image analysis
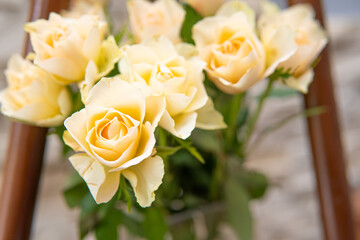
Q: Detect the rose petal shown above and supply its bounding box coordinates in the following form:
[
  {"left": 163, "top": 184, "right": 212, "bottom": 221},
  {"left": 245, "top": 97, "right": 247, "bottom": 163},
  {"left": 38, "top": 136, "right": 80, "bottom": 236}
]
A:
[
  {"left": 122, "top": 155, "right": 164, "bottom": 207},
  {"left": 69, "top": 153, "right": 120, "bottom": 204}
]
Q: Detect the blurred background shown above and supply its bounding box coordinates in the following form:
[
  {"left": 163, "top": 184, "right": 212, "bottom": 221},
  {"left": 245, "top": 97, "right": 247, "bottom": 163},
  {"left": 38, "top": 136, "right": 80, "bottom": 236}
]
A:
[{"left": 0, "top": 0, "right": 359, "bottom": 239}]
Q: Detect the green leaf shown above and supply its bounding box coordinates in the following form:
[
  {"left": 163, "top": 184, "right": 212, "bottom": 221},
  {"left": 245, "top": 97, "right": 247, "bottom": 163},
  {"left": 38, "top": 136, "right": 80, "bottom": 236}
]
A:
[
  {"left": 175, "top": 138, "right": 205, "bottom": 164},
  {"left": 120, "top": 211, "right": 145, "bottom": 237},
  {"left": 114, "top": 25, "right": 129, "bottom": 44},
  {"left": 190, "top": 129, "right": 220, "bottom": 154},
  {"left": 269, "top": 67, "right": 296, "bottom": 82},
  {"left": 123, "top": 184, "right": 132, "bottom": 213},
  {"left": 156, "top": 146, "right": 182, "bottom": 159},
  {"left": 238, "top": 171, "right": 268, "bottom": 199},
  {"left": 225, "top": 178, "right": 252, "bottom": 240},
  {"left": 180, "top": 4, "right": 203, "bottom": 44},
  {"left": 94, "top": 210, "right": 121, "bottom": 240},
  {"left": 105, "top": 62, "right": 120, "bottom": 78},
  {"left": 63, "top": 171, "right": 88, "bottom": 208},
  {"left": 79, "top": 194, "right": 100, "bottom": 239},
  {"left": 186, "top": 145, "right": 205, "bottom": 164},
  {"left": 259, "top": 87, "right": 298, "bottom": 99},
  {"left": 143, "top": 208, "right": 168, "bottom": 240},
  {"left": 260, "top": 106, "right": 326, "bottom": 136}
]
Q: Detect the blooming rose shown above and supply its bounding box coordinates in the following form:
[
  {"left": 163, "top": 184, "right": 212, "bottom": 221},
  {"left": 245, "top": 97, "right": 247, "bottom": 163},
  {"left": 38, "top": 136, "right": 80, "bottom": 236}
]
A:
[
  {"left": 25, "top": 13, "right": 120, "bottom": 84},
  {"left": 184, "top": 0, "right": 226, "bottom": 16},
  {"left": 192, "top": 3, "right": 266, "bottom": 94},
  {"left": 119, "top": 36, "right": 226, "bottom": 139},
  {"left": 64, "top": 77, "right": 165, "bottom": 207},
  {"left": 127, "top": 0, "right": 185, "bottom": 43},
  {"left": 258, "top": 2, "right": 327, "bottom": 93},
  {"left": 61, "top": 0, "right": 107, "bottom": 21},
  {"left": 0, "top": 55, "right": 71, "bottom": 127}
]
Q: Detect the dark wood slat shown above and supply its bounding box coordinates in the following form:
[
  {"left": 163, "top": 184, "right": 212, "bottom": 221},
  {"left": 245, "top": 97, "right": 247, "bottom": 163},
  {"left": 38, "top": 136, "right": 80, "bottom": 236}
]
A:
[
  {"left": 0, "top": 1, "right": 69, "bottom": 239},
  {"left": 287, "top": 0, "right": 357, "bottom": 239}
]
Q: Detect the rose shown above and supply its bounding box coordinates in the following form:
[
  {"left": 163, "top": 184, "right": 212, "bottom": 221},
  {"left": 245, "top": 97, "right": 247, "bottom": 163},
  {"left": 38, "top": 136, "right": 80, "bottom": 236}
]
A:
[
  {"left": 61, "top": 0, "right": 107, "bottom": 21},
  {"left": 127, "top": 0, "right": 185, "bottom": 43},
  {"left": 0, "top": 54, "right": 71, "bottom": 127},
  {"left": 184, "top": 0, "right": 226, "bottom": 16},
  {"left": 192, "top": 4, "right": 266, "bottom": 94},
  {"left": 119, "top": 36, "right": 226, "bottom": 139},
  {"left": 25, "top": 13, "right": 120, "bottom": 84},
  {"left": 258, "top": 2, "right": 327, "bottom": 93},
  {"left": 64, "top": 77, "right": 165, "bottom": 207}
]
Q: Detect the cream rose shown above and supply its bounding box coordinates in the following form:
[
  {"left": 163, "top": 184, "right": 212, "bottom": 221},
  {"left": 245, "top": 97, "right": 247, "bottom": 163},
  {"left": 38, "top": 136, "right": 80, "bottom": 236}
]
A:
[
  {"left": 127, "top": 0, "right": 185, "bottom": 43},
  {"left": 0, "top": 55, "right": 71, "bottom": 127},
  {"left": 25, "top": 13, "right": 120, "bottom": 84},
  {"left": 192, "top": 5, "right": 266, "bottom": 94},
  {"left": 61, "top": 0, "right": 107, "bottom": 21},
  {"left": 119, "top": 36, "right": 226, "bottom": 139},
  {"left": 258, "top": 2, "right": 328, "bottom": 93},
  {"left": 64, "top": 77, "right": 165, "bottom": 207},
  {"left": 184, "top": 0, "right": 226, "bottom": 16}
]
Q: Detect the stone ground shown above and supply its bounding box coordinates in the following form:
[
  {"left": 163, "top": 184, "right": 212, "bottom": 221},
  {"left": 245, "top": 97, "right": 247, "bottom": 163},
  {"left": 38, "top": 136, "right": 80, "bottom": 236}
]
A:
[{"left": 0, "top": 0, "right": 360, "bottom": 239}]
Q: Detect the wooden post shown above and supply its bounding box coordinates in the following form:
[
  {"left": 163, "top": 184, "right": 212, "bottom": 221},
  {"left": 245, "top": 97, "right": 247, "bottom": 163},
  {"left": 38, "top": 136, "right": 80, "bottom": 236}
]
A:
[
  {"left": 287, "top": 0, "right": 357, "bottom": 239},
  {"left": 0, "top": 1, "right": 69, "bottom": 239}
]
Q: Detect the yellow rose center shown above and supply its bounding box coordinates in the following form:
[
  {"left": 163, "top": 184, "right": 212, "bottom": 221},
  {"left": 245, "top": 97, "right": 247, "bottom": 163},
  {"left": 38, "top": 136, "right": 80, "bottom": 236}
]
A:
[
  {"left": 46, "top": 26, "right": 69, "bottom": 47},
  {"left": 156, "top": 63, "right": 175, "bottom": 82},
  {"left": 86, "top": 110, "right": 140, "bottom": 162},
  {"left": 295, "top": 31, "right": 311, "bottom": 45},
  {"left": 147, "top": 11, "right": 165, "bottom": 26}
]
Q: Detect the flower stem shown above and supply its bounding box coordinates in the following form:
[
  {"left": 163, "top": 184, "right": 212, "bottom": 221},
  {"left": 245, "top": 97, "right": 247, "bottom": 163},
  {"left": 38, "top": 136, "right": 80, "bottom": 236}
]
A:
[{"left": 240, "top": 78, "right": 275, "bottom": 156}]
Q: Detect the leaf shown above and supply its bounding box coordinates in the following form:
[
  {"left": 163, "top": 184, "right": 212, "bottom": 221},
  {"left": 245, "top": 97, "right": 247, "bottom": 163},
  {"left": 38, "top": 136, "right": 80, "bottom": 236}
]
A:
[
  {"left": 174, "top": 138, "right": 205, "bottom": 164},
  {"left": 180, "top": 4, "right": 203, "bottom": 44},
  {"left": 269, "top": 67, "right": 296, "bottom": 82},
  {"left": 225, "top": 178, "right": 252, "bottom": 240},
  {"left": 123, "top": 183, "right": 132, "bottom": 213},
  {"left": 238, "top": 171, "right": 268, "bottom": 199},
  {"left": 143, "top": 208, "right": 168, "bottom": 240},
  {"left": 156, "top": 146, "right": 182, "bottom": 159},
  {"left": 120, "top": 211, "right": 145, "bottom": 237},
  {"left": 186, "top": 145, "right": 205, "bottom": 164},
  {"left": 258, "top": 87, "right": 298, "bottom": 99},
  {"left": 94, "top": 210, "right": 121, "bottom": 240},
  {"left": 190, "top": 129, "right": 220, "bottom": 153},
  {"left": 260, "top": 106, "right": 326, "bottom": 136},
  {"left": 63, "top": 171, "right": 89, "bottom": 208},
  {"left": 79, "top": 194, "right": 100, "bottom": 239},
  {"left": 105, "top": 62, "right": 120, "bottom": 78}
]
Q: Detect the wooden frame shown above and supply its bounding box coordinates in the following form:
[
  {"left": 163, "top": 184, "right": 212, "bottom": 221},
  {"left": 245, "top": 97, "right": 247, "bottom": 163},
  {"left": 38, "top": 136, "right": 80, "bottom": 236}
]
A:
[
  {"left": 0, "top": 1, "right": 69, "bottom": 239},
  {"left": 288, "top": 0, "right": 357, "bottom": 239},
  {"left": 0, "top": 0, "right": 357, "bottom": 239}
]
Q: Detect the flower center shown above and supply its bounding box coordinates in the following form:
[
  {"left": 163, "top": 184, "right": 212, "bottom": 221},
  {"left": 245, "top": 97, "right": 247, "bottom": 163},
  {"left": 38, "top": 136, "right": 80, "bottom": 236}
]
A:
[
  {"left": 295, "top": 31, "right": 311, "bottom": 45},
  {"left": 156, "top": 63, "right": 174, "bottom": 82},
  {"left": 147, "top": 11, "right": 165, "bottom": 25}
]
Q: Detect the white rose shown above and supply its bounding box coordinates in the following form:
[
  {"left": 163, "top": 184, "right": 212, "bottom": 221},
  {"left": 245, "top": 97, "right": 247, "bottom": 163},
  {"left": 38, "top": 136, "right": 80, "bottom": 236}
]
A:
[
  {"left": 192, "top": 5, "right": 266, "bottom": 94},
  {"left": 64, "top": 77, "right": 165, "bottom": 207},
  {"left": 0, "top": 54, "right": 71, "bottom": 127},
  {"left": 119, "top": 36, "right": 226, "bottom": 139},
  {"left": 258, "top": 2, "right": 328, "bottom": 93},
  {"left": 127, "top": 0, "right": 185, "bottom": 43},
  {"left": 184, "top": 0, "right": 226, "bottom": 16},
  {"left": 25, "top": 13, "right": 120, "bottom": 84}
]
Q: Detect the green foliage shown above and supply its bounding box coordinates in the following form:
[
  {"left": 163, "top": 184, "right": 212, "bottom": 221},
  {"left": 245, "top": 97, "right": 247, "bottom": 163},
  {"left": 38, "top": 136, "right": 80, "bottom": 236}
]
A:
[
  {"left": 143, "top": 208, "right": 168, "bottom": 240},
  {"left": 63, "top": 171, "right": 89, "bottom": 208},
  {"left": 260, "top": 87, "right": 298, "bottom": 99},
  {"left": 270, "top": 67, "right": 295, "bottom": 81},
  {"left": 237, "top": 171, "right": 268, "bottom": 200},
  {"left": 180, "top": 4, "right": 203, "bottom": 44},
  {"left": 105, "top": 62, "right": 120, "bottom": 78},
  {"left": 225, "top": 178, "right": 253, "bottom": 240}
]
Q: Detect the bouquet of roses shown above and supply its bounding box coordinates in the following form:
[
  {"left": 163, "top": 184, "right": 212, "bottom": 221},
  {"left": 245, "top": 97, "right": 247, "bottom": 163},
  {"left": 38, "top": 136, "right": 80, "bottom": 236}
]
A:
[{"left": 0, "top": 0, "right": 327, "bottom": 239}]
